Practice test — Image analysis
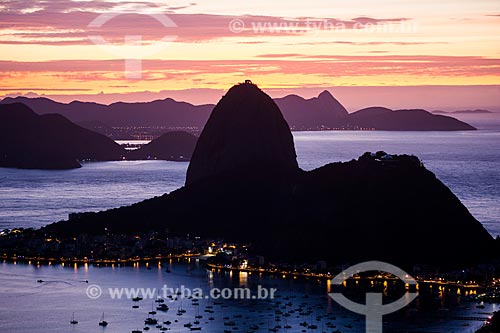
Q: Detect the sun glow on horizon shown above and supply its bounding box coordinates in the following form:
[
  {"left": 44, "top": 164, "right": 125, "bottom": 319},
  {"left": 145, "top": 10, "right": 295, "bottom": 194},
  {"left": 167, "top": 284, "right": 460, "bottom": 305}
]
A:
[{"left": 0, "top": 0, "right": 499, "bottom": 106}]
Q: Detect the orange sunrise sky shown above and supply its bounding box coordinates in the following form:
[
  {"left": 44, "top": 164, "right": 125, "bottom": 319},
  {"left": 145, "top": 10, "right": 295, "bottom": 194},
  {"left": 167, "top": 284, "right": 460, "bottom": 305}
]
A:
[{"left": 1, "top": 0, "right": 499, "bottom": 110}]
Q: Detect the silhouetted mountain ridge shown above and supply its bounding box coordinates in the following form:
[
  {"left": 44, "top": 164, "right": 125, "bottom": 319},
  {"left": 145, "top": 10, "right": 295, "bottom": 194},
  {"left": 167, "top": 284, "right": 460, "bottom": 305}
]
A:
[
  {"left": 349, "top": 107, "right": 475, "bottom": 131},
  {"left": 274, "top": 90, "right": 348, "bottom": 129},
  {"left": 42, "top": 83, "right": 493, "bottom": 265},
  {"left": 1, "top": 91, "right": 476, "bottom": 132},
  {"left": 1, "top": 96, "right": 212, "bottom": 127},
  {"left": 0, "top": 103, "right": 201, "bottom": 169},
  {"left": 432, "top": 109, "right": 493, "bottom": 114},
  {"left": 0, "top": 103, "right": 125, "bottom": 169},
  {"left": 129, "top": 131, "right": 198, "bottom": 161}
]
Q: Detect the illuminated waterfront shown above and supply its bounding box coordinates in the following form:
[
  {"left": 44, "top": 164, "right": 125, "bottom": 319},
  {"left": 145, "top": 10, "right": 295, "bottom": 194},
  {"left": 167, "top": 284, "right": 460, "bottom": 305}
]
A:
[{"left": 0, "top": 260, "right": 496, "bottom": 333}]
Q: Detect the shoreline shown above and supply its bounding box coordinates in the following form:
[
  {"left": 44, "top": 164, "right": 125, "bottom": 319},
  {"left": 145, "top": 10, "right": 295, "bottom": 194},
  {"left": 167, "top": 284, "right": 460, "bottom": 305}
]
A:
[
  {"left": 0, "top": 255, "right": 490, "bottom": 292},
  {"left": 0, "top": 253, "right": 203, "bottom": 265},
  {"left": 0, "top": 259, "right": 492, "bottom": 333}
]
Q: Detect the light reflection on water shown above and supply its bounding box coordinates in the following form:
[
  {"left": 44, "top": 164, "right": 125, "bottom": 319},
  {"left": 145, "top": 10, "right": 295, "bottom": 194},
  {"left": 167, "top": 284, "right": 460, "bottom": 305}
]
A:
[{"left": 0, "top": 261, "right": 493, "bottom": 333}]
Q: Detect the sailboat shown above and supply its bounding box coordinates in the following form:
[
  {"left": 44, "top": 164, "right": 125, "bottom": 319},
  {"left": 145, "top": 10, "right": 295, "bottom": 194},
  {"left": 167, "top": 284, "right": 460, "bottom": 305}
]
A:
[
  {"left": 149, "top": 302, "right": 157, "bottom": 315},
  {"left": 156, "top": 303, "right": 169, "bottom": 312},
  {"left": 144, "top": 315, "right": 158, "bottom": 325},
  {"left": 99, "top": 312, "right": 108, "bottom": 326},
  {"left": 70, "top": 312, "right": 78, "bottom": 325},
  {"left": 177, "top": 300, "right": 186, "bottom": 315}
]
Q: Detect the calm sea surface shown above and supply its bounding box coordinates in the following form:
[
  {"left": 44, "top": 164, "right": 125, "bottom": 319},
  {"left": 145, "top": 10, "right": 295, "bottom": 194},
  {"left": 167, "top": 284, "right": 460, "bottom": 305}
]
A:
[
  {"left": 0, "top": 261, "right": 495, "bottom": 333},
  {"left": 0, "top": 117, "right": 499, "bottom": 332}
]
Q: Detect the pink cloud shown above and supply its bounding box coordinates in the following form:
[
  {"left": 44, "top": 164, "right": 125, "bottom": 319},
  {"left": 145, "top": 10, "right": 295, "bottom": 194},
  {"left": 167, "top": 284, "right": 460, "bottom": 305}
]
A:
[
  {"left": 0, "top": 1, "right": 412, "bottom": 45},
  {"left": 351, "top": 17, "right": 408, "bottom": 24},
  {"left": 1, "top": 55, "right": 499, "bottom": 80}
]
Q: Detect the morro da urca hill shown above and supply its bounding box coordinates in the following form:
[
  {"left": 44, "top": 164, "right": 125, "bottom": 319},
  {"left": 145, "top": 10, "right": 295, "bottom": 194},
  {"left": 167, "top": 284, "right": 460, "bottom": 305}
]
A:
[
  {"left": 186, "top": 82, "right": 299, "bottom": 185},
  {"left": 0, "top": 103, "right": 125, "bottom": 169},
  {"left": 41, "top": 83, "right": 494, "bottom": 265}
]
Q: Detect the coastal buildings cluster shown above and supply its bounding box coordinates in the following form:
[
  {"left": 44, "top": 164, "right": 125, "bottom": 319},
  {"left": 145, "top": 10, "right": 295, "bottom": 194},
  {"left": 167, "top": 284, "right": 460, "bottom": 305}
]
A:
[
  {"left": 1, "top": 227, "right": 499, "bottom": 295},
  {"left": 0, "top": 227, "right": 216, "bottom": 262}
]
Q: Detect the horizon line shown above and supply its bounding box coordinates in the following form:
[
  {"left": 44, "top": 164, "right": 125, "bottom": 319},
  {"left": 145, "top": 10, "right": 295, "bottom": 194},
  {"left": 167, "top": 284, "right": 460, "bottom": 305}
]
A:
[{"left": 2, "top": 84, "right": 500, "bottom": 112}]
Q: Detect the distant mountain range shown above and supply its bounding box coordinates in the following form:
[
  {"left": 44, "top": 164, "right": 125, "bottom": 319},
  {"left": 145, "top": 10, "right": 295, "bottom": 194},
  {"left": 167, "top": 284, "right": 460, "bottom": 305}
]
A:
[
  {"left": 1, "top": 92, "right": 476, "bottom": 134},
  {"left": 0, "top": 90, "right": 477, "bottom": 169},
  {"left": 0, "top": 97, "right": 213, "bottom": 128},
  {"left": 432, "top": 109, "right": 494, "bottom": 114},
  {"left": 348, "top": 107, "right": 475, "bottom": 131},
  {"left": 274, "top": 90, "right": 349, "bottom": 129},
  {"left": 0, "top": 103, "right": 198, "bottom": 169}
]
